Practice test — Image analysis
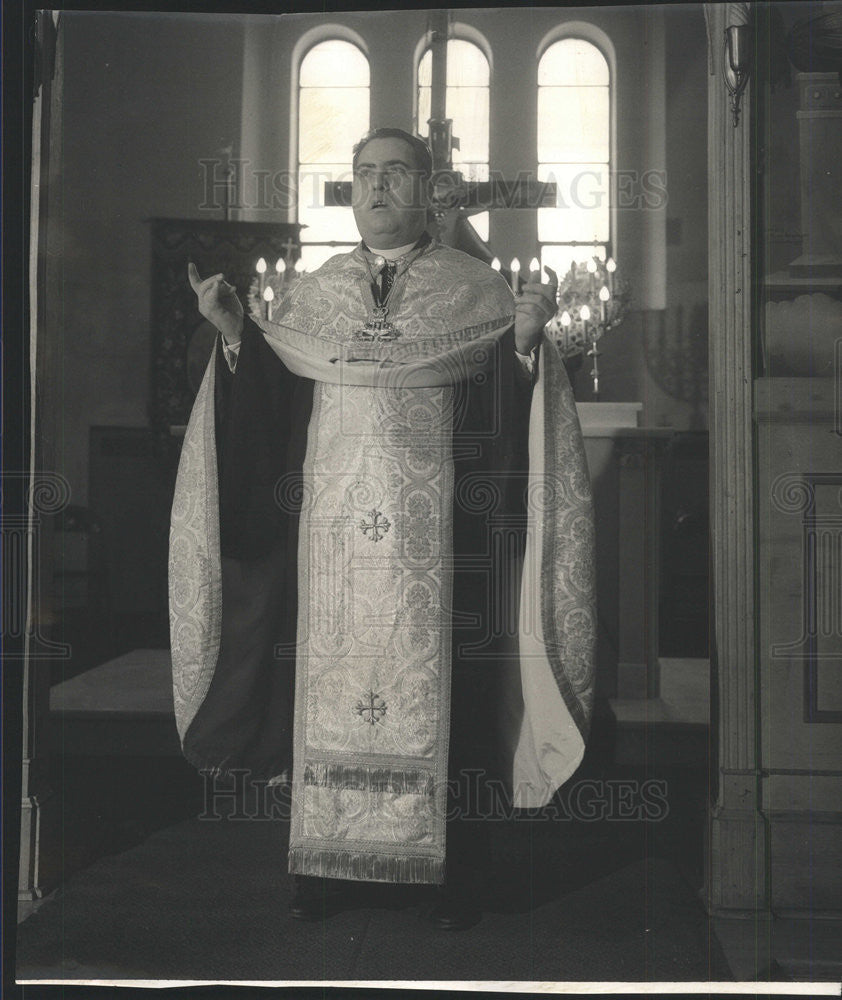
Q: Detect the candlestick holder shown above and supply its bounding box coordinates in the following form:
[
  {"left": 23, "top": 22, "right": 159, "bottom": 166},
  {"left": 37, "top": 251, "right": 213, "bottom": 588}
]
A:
[
  {"left": 248, "top": 254, "right": 304, "bottom": 322},
  {"left": 587, "top": 338, "right": 601, "bottom": 400},
  {"left": 543, "top": 254, "right": 632, "bottom": 396}
]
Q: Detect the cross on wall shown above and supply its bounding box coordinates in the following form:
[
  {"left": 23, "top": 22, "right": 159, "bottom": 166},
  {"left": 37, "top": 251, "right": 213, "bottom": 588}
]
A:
[{"left": 322, "top": 10, "right": 557, "bottom": 224}]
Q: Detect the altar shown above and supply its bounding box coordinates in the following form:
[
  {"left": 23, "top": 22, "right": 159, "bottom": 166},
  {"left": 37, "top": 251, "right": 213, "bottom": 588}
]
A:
[{"left": 576, "top": 404, "right": 681, "bottom": 707}]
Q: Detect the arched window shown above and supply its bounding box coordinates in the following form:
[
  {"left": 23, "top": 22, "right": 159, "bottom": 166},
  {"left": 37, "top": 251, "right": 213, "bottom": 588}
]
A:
[
  {"left": 297, "top": 39, "right": 370, "bottom": 270},
  {"left": 537, "top": 37, "right": 611, "bottom": 276},
  {"left": 416, "top": 37, "right": 490, "bottom": 241}
]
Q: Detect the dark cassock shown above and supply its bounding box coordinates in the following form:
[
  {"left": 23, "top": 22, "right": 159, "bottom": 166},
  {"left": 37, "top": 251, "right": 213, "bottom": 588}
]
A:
[{"left": 168, "top": 232, "right": 596, "bottom": 894}]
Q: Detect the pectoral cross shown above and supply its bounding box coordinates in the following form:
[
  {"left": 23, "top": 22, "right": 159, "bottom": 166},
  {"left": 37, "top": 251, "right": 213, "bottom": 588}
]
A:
[{"left": 323, "top": 9, "right": 556, "bottom": 264}]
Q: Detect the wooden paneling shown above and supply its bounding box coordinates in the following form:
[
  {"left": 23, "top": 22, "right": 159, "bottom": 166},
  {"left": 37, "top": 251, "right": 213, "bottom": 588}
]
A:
[{"left": 149, "top": 218, "right": 302, "bottom": 431}]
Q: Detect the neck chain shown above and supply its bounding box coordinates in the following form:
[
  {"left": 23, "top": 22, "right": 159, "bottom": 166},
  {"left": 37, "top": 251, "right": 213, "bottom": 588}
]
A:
[{"left": 355, "top": 236, "right": 430, "bottom": 343}]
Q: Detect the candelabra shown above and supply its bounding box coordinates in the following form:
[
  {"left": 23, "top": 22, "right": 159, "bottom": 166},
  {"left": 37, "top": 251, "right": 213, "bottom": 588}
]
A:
[
  {"left": 543, "top": 255, "right": 631, "bottom": 399},
  {"left": 248, "top": 255, "right": 306, "bottom": 322}
]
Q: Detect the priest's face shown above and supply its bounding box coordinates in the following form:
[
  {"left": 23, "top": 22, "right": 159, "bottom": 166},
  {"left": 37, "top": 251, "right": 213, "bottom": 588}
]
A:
[{"left": 352, "top": 137, "right": 430, "bottom": 250}]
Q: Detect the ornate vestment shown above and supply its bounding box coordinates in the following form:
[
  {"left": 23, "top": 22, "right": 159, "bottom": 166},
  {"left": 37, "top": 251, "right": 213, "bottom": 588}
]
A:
[{"left": 169, "top": 240, "right": 595, "bottom": 884}]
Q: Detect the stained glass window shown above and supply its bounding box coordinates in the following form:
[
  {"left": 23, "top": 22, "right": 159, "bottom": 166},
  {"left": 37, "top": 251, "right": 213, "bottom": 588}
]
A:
[
  {"left": 297, "top": 40, "right": 370, "bottom": 270},
  {"left": 537, "top": 38, "right": 611, "bottom": 276}
]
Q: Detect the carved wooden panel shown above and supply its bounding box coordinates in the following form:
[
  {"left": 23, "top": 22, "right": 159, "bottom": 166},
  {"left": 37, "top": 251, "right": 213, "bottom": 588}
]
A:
[
  {"left": 149, "top": 218, "right": 302, "bottom": 431},
  {"left": 770, "top": 472, "right": 842, "bottom": 724}
]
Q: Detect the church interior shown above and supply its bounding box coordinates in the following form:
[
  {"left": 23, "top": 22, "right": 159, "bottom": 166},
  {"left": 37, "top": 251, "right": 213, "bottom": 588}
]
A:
[{"left": 14, "top": 2, "right": 842, "bottom": 987}]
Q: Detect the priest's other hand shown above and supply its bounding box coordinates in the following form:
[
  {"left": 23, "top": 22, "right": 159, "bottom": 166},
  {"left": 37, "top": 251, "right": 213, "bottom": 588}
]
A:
[
  {"left": 188, "top": 261, "right": 244, "bottom": 345},
  {"left": 514, "top": 265, "right": 558, "bottom": 355}
]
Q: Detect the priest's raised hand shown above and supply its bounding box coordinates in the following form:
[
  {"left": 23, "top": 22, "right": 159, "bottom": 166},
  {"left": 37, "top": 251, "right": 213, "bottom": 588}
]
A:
[
  {"left": 188, "top": 261, "right": 244, "bottom": 345},
  {"left": 514, "top": 264, "right": 559, "bottom": 355}
]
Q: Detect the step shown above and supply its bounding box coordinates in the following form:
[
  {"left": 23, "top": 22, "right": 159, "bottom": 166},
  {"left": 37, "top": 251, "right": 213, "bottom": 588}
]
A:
[
  {"left": 49, "top": 649, "right": 179, "bottom": 756},
  {"left": 49, "top": 650, "right": 711, "bottom": 760}
]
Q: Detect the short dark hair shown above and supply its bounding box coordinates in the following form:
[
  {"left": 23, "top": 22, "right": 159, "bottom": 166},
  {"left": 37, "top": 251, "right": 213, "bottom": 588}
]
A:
[{"left": 352, "top": 128, "right": 433, "bottom": 180}]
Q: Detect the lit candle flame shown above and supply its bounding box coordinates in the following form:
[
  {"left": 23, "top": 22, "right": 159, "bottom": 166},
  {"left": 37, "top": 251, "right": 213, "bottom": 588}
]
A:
[
  {"left": 579, "top": 305, "right": 591, "bottom": 322},
  {"left": 294, "top": 258, "right": 305, "bottom": 274},
  {"left": 586, "top": 259, "right": 597, "bottom": 274},
  {"left": 605, "top": 256, "right": 615, "bottom": 297},
  {"left": 263, "top": 284, "right": 275, "bottom": 320},
  {"left": 599, "top": 285, "right": 610, "bottom": 302},
  {"left": 491, "top": 257, "right": 501, "bottom": 271},
  {"left": 256, "top": 258, "right": 267, "bottom": 274},
  {"left": 509, "top": 257, "right": 521, "bottom": 293},
  {"left": 529, "top": 257, "right": 540, "bottom": 273},
  {"left": 561, "top": 310, "right": 571, "bottom": 327},
  {"left": 275, "top": 258, "right": 285, "bottom": 274}
]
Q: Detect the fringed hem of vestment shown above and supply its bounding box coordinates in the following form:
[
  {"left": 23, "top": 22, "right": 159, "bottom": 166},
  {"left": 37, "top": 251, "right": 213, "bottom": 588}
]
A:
[
  {"left": 303, "top": 761, "right": 435, "bottom": 795},
  {"left": 288, "top": 847, "right": 445, "bottom": 885}
]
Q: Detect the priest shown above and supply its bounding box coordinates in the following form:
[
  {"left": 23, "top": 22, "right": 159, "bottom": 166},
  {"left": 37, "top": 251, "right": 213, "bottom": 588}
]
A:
[{"left": 169, "top": 127, "right": 596, "bottom": 929}]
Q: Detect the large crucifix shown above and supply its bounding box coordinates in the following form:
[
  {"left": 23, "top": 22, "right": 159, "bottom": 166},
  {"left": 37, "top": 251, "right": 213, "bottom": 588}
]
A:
[{"left": 324, "top": 10, "right": 556, "bottom": 272}]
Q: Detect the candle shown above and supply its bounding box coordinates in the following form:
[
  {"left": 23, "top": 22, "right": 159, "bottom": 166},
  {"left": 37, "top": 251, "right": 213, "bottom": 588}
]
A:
[
  {"left": 263, "top": 285, "right": 275, "bottom": 321},
  {"left": 606, "top": 256, "right": 616, "bottom": 297},
  {"left": 529, "top": 257, "right": 541, "bottom": 277},
  {"left": 579, "top": 303, "right": 590, "bottom": 340},
  {"left": 561, "top": 310, "right": 571, "bottom": 327},
  {"left": 586, "top": 257, "right": 597, "bottom": 295},
  {"left": 256, "top": 257, "right": 267, "bottom": 297},
  {"left": 490, "top": 257, "right": 501, "bottom": 272},
  {"left": 294, "top": 258, "right": 305, "bottom": 277},
  {"left": 275, "top": 257, "right": 285, "bottom": 275},
  {"left": 599, "top": 284, "right": 610, "bottom": 326},
  {"left": 510, "top": 257, "right": 520, "bottom": 293},
  {"left": 585, "top": 311, "right": 600, "bottom": 400}
]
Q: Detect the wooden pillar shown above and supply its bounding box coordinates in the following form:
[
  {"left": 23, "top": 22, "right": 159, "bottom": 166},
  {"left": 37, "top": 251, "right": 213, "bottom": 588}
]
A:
[
  {"left": 18, "top": 478, "right": 69, "bottom": 901},
  {"left": 19, "top": 12, "right": 66, "bottom": 904},
  {"left": 702, "top": 2, "right": 768, "bottom": 915},
  {"left": 641, "top": 7, "right": 667, "bottom": 311}
]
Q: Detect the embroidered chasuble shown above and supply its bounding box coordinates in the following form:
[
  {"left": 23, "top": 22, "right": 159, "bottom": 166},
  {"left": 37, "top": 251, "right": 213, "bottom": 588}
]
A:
[{"left": 169, "top": 239, "right": 596, "bottom": 884}]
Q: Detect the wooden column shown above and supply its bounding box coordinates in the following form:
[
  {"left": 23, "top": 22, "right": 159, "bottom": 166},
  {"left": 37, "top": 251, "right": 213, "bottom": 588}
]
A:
[
  {"left": 19, "top": 12, "right": 65, "bottom": 903},
  {"left": 702, "top": 2, "right": 768, "bottom": 915},
  {"left": 18, "top": 477, "right": 69, "bottom": 901}
]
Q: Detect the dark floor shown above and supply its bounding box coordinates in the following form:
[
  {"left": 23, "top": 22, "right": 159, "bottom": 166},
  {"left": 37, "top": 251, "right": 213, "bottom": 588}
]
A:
[
  {"left": 45, "top": 723, "right": 703, "bottom": 878},
  {"left": 15, "top": 732, "right": 733, "bottom": 984}
]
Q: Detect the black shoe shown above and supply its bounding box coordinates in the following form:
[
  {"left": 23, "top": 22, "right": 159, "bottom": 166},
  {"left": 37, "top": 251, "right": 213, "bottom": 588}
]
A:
[
  {"left": 288, "top": 876, "right": 348, "bottom": 921},
  {"left": 426, "top": 884, "right": 481, "bottom": 931}
]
